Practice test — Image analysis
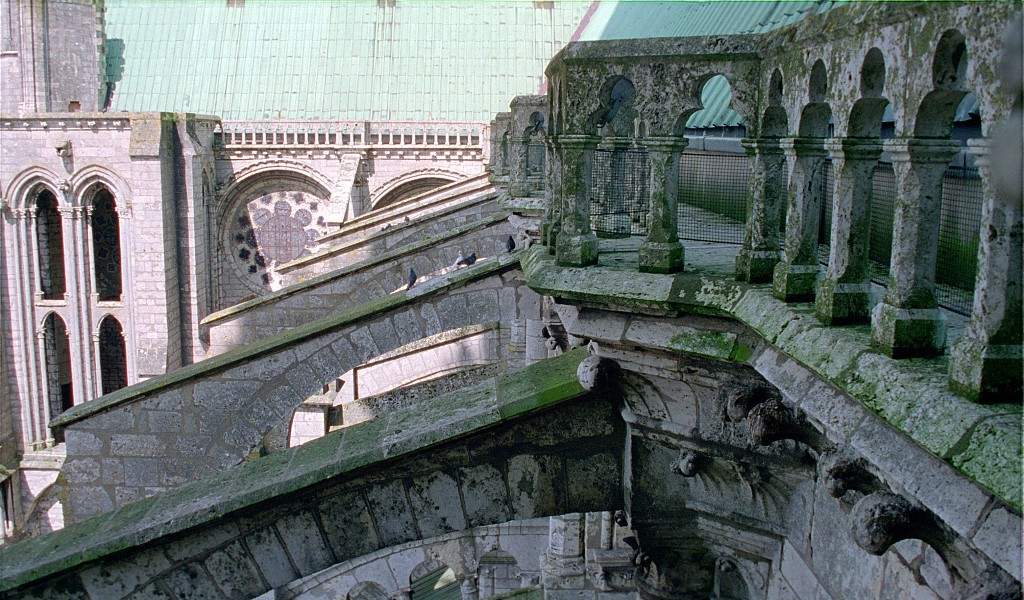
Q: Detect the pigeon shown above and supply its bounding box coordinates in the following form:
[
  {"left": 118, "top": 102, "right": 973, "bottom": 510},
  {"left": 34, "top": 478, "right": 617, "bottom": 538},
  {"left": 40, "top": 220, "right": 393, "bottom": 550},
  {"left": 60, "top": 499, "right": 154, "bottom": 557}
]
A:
[
  {"left": 453, "top": 251, "right": 465, "bottom": 267},
  {"left": 457, "top": 252, "right": 477, "bottom": 266},
  {"left": 506, "top": 235, "right": 516, "bottom": 253},
  {"left": 406, "top": 267, "right": 417, "bottom": 290}
]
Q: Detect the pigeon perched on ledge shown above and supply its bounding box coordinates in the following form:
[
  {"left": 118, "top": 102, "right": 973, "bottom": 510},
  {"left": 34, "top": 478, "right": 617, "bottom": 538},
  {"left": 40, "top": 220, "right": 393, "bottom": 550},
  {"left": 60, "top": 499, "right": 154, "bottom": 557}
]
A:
[
  {"left": 457, "top": 252, "right": 477, "bottom": 266},
  {"left": 407, "top": 267, "right": 417, "bottom": 290},
  {"left": 506, "top": 235, "right": 516, "bottom": 252}
]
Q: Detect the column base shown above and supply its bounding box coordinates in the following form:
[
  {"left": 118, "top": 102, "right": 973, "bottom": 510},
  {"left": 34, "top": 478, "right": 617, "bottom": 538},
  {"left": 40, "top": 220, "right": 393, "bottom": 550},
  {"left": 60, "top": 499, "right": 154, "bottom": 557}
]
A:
[
  {"left": 510, "top": 182, "right": 532, "bottom": 198},
  {"left": 871, "top": 302, "right": 946, "bottom": 358},
  {"left": 556, "top": 233, "right": 599, "bottom": 267},
  {"left": 949, "top": 334, "right": 1023, "bottom": 402},
  {"left": 639, "top": 241, "right": 685, "bottom": 274},
  {"left": 735, "top": 248, "right": 779, "bottom": 283},
  {"left": 772, "top": 262, "right": 819, "bottom": 302},
  {"left": 815, "top": 280, "right": 872, "bottom": 325},
  {"left": 540, "top": 553, "right": 587, "bottom": 590}
]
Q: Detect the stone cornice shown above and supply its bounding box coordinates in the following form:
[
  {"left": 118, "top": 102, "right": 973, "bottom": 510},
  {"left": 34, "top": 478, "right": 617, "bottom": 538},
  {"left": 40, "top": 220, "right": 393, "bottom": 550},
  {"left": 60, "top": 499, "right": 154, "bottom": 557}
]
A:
[{"left": 521, "top": 244, "right": 1022, "bottom": 511}]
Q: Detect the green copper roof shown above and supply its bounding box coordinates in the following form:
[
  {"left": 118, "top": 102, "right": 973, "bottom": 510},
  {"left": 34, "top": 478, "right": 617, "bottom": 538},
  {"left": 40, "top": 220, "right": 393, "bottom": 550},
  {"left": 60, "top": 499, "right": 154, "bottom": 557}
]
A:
[{"left": 103, "top": 0, "right": 593, "bottom": 121}]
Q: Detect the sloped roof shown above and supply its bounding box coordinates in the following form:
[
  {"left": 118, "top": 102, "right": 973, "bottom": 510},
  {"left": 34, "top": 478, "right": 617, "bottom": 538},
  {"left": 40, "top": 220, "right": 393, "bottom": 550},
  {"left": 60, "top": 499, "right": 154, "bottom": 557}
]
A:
[
  {"left": 103, "top": 0, "right": 594, "bottom": 121},
  {"left": 578, "top": 0, "right": 838, "bottom": 128}
]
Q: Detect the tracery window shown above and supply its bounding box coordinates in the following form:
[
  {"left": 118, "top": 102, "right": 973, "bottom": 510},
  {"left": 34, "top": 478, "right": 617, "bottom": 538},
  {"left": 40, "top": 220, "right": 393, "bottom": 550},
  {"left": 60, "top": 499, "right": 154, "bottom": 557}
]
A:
[
  {"left": 91, "top": 188, "right": 123, "bottom": 301},
  {"left": 42, "top": 313, "right": 73, "bottom": 416},
  {"left": 98, "top": 316, "right": 128, "bottom": 394},
  {"left": 35, "top": 190, "right": 66, "bottom": 299}
]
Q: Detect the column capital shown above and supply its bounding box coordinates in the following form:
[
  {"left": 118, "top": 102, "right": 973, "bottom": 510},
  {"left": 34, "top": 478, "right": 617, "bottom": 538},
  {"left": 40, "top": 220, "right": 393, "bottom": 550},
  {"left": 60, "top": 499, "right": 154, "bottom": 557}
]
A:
[
  {"left": 883, "top": 137, "right": 961, "bottom": 163},
  {"left": 641, "top": 135, "right": 688, "bottom": 152},
  {"left": 556, "top": 134, "right": 601, "bottom": 149},
  {"left": 781, "top": 136, "right": 828, "bottom": 157},
  {"left": 741, "top": 137, "right": 784, "bottom": 155},
  {"left": 966, "top": 137, "right": 991, "bottom": 167},
  {"left": 825, "top": 138, "right": 883, "bottom": 160}
]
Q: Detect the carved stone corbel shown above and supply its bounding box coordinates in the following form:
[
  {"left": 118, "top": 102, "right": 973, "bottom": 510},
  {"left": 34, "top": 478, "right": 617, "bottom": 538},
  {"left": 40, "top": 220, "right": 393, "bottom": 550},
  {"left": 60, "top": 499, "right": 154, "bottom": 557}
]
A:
[
  {"left": 577, "top": 354, "right": 620, "bottom": 392},
  {"left": 850, "top": 491, "right": 936, "bottom": 556},
  {"left": 820, "top": 450, "right": 880, "bottom": 499},
  {"left": 670, "top": 450, "right": 701, "bottom": 477},
  {"left": 725, "top": 384, "right": 770, "bottom": 422},
  {"left": 747, "top": 398, "right": 815, "bottom": 447}
]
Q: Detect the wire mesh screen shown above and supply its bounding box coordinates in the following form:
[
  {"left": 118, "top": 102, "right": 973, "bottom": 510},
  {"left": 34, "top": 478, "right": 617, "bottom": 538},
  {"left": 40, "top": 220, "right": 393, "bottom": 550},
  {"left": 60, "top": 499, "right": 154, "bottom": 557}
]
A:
[
  {"left": 526, "top": 141, "right": 546, "bottom": 177},
  {"left": 589, "top": 146, "right": 650, "bottom": 237},
  {"left": 678, "top": 151, "right": 749, "bottom": 243},
  {"left": 813, "top": 161, "right": 980, "bottom": 315},
  {"left": 816, "top": 159, "right": 835, "bottom": 261},
  {"left": 936, "top": 166, "right": 983, "bottom": 313}
]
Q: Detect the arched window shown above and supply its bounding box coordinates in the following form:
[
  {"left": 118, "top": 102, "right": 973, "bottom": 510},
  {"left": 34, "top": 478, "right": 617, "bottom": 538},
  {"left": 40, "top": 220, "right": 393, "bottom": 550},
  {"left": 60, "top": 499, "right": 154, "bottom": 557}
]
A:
[
  {"left": 35, "top": 189, "right": 66, "bottom": 299},
  {"left": 90, "top": 188, "right": 122, "bottom": 301},
  {"left": 42, "top": 313, "right": 73, "bottom": 416},
  {"left": 98, "top": 316, "right": 128, "bottom": 394}
]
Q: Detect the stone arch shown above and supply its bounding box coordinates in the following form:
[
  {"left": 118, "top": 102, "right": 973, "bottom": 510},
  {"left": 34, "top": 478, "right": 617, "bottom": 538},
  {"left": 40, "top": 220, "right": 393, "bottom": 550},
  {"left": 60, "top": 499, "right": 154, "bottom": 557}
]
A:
[
  {"left": 34, "top": 187, "right": 67, "bottom": 300},
  {"left": 590, "top": 75, "right": 637, "bottom": 137},
  {"left": 685, "top": 73, "right": 744, "bottom": 135},
  {"left": 915, "top": 29, "right": 971, "bottom": 138},
  {"left": 347, "top": 581, "right": 389, "bottom": 600},
  {"left": 98, "top": 315, "right": 128, "bottom": 395},
  {"left": 761, "top": 69, "right": 789, "bottom": 136},
  {"left": 4, "top": 167, "right": 62, "bottom": 211},
  {"left": 216, "top": 168, "right": 333, "bottom": 304},
  {"left": 70, "top": 165, "right": 132, "bottom": 210},
  {"left": 848, "top": 48, "right": 890, "bottom": 138},
  {"left": 796, "top": 60, "right": 832, "bottom": 138},
  {"left": 410, "top": 558, "right": 458, "bottom": 598},
  {"left": 369, "top": 168, "right": 463, "bottom": 210},
  {"left": 41, "top": 312, "right": 73, "bottom": 418},
  {"left": 217, "top": 161, "right": 333, "bottom": 210},
  {"left": 85, "top": 184, "right": 123, "bottom": 301}
]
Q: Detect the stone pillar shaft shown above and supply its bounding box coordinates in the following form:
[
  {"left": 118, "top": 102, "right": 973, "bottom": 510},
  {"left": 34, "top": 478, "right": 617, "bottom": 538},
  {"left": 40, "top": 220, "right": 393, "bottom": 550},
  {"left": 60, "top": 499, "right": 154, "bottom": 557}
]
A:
[
  {"left": 555, "top": 135, "right": 600, "bottom": 267},
  {"left": 773, "top": 137, "right": 828, "bottom": 301},
  {"left": 541, "top": 135, "right": 562, "bottom": 251},
  {"left": 639, "top": 136, "right": 686, "bottom": 274},
  {"left": 736, "top": 137, "right": 785, "bottom": 283},
  {"left": 871, "top": 138, "right": 959, "bottom": 358},
  {"left": 949, "top": 139, "right": 1023, "bottom": 400},
  {"left": 816, "top": 139, "right": 883, "bottom": 324},
  {"left": 509, "top": 135, "right": 531, "bottom": 197}
]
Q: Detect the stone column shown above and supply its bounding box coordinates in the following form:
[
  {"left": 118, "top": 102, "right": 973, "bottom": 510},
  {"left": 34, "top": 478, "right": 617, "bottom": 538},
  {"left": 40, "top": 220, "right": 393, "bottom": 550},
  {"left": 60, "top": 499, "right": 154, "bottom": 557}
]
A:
[
  {"left": 541, "top": 135, "right": 562, "bottom": 251},
  {"left": 555, "top": 135, "right": 600, "bottom": 267},
  {"left": 509, "top": 134, "right": 530, "bottom": 197},
  {"left": 949, "top": 139, "right": 1022, "bottom": 400},
  {"left": 871, "top": 138, "right": 960, "bottom": 358},
  {"left": 736, "top": 137, "right": 786, "bottom": 283},
  {"left": 815, "top": 139, "right": 883, "bottom": 324},
  {"left": 772, "top": 137, "right": 828, "bottom": 301},
  {"left": 460, "top": 576, "right": 480, "bottom": 600},
  {"left": 541, "top": 513, "right": 586, "bottom": 589},
  {"left": 639, "top": 136, "right": 687, "bottom": 274}
]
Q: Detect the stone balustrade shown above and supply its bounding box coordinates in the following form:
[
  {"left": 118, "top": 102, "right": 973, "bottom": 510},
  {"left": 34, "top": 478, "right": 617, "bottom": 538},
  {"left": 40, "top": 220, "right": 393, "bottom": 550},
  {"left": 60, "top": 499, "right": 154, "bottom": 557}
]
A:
[
  {"left": 216, "top": 120, "right": 487, "bottom": 149},
  {"left": 530, "top": 0, "right": 1020, "bottom": 403}
]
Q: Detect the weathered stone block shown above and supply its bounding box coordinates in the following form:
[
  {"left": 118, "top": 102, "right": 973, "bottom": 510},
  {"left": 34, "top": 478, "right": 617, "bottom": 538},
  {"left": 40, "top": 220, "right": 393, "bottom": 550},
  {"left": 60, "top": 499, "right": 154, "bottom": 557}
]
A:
[
  {"left": 274, "top": 511, "right": 335, "bottom": 576},
  {"left": 244, "top": 527, "right": 298, "bottom": 588},
  {"left": 408, "top": 471, "right": 468, "bottom": 537},
  {"left": 365, "top": 480, "right": 419, "bottom": 547},
  {"left": 460, "top": 464, "right": 511, "bottom": 527}
]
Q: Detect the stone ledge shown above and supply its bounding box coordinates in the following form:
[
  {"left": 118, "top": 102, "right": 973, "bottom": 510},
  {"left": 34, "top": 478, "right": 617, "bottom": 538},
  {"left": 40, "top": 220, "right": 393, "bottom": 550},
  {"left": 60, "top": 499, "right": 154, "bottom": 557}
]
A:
[
  {"left": 53, "top": 253, "right": 523, "bottom": 430},
  {"left": 522, "top": 245, "right": 1022, "bottom": 510},
  {"left": 0, "top": 349, "right": 589, "bottom": 592},
  {"left": 202, "top": 213, "right": 511, "bottom": 325}
]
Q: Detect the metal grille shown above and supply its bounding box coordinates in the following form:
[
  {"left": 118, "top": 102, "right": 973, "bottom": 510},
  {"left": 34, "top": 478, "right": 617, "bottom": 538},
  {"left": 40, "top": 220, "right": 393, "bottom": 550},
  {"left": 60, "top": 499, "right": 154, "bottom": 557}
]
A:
[
  {"left": 589, "top": 146, "right": 650, "bottom": 237},
  {"left": 678, "top": 151, "right": 749, "bottom": 243},
  {"left": 936, "top": 166, "right": 983, "bottom": 313},
  {"left": 816, "top": 159, "right": 835, "bottom": 260},
  {"left": 526, "top": 142, "right": 546, "bottom": 177},
  {"left": 814, "top": 161, "right": 980, "bottom": 315}
]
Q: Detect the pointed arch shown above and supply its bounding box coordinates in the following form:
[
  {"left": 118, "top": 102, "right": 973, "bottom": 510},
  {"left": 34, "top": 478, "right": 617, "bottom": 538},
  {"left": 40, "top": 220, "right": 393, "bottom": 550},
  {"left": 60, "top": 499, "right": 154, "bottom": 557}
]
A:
[
  {"left": 98, "top": 315, "right": 128, "bottom": 395},
  {"left": 35, "top": 188, "right": 67, "bottom": 299},
  {"left": 42, "top": 312, "right": 73, "bottom": 417},
  {"left": 87, "top": 185, "right": 123, "bottom": 301},
  {"left": 3, "top": 167, "right": 62, "bottom": 211}
]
